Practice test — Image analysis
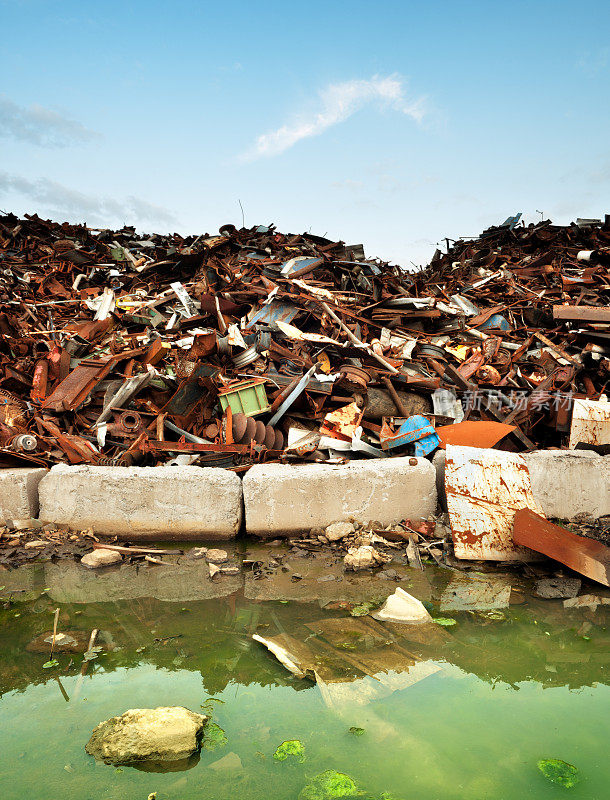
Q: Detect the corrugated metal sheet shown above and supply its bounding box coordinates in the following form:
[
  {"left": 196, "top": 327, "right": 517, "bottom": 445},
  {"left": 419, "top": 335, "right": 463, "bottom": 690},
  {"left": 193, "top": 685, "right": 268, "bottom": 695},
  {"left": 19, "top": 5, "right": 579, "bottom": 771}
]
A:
[{"left": 445, "top": 444, "right": 545, "bottom": 561}]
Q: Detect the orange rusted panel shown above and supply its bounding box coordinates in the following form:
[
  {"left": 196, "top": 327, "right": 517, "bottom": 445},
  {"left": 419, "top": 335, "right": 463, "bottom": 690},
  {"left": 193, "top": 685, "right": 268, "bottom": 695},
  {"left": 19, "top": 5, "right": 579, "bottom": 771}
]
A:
[
  {"left": 437, "top": 420, "right": 515, "bottom": 449},
  {"left": 514, "top": 508, "right": 610, "bottom": 586}
]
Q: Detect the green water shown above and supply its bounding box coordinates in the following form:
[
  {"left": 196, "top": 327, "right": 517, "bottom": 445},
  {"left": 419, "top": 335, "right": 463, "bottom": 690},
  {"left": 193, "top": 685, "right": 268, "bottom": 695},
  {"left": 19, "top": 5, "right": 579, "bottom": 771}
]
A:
[{"left": 0, "top": 559, "right": 608, "bottom": 800}]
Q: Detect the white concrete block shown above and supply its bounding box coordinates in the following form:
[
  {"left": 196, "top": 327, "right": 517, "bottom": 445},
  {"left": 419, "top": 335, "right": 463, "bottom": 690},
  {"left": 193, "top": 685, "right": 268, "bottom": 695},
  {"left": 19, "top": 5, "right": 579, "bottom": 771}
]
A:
[
  {"left": 524, "top": 449, "right": 610, "bottom": 520},
  {"left": 0, "top": 467, "right": 47, "bottom": 522},
  {"left": 38, "top": 465, "right": 243, "bottom": 540},
  {"left": 243, "top": 456, "right": 437, "bottom": 537}
]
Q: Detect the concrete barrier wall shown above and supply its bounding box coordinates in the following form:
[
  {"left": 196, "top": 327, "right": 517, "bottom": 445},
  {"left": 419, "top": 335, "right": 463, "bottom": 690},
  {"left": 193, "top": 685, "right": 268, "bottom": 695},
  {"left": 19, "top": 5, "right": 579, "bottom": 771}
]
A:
[
  {"left": 38, "top": 464, "right": 243, "bottom": 540},
  {"left": 3, "top": 448, "right": 607, "bottom": 541},
  {"left": 242, "top": 456, "right": 437, "bottom": 537}
]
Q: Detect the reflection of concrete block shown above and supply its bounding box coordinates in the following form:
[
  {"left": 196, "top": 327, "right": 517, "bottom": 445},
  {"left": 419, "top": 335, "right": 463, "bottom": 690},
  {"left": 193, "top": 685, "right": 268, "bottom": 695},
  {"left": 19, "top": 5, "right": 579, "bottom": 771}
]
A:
[
  {"left": 0, "top": 563, "right": 46, "bottom": 601},
  {"left": 440, "top": 574, "right": 511, "bottom": 611},
  {"left": 243, "top": 457, "right": 436, "bottom": 537},
  {"left": 38, "top": 465, "right": 243, "bottom": 539},
  {"left": 0, "top": 467, "right": 47, "bottom": 522},
  {"left": 44, "top": 561, "right": 243, "bottom": 604},
  {"left": 524, "top": 450, "right": 610, "bottom": 520}
]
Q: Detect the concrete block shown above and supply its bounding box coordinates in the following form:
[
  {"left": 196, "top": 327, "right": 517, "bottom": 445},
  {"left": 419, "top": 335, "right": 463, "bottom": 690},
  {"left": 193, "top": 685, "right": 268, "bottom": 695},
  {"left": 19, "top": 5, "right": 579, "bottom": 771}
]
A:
[
  {"left": 0, "top": 467, "right": 47, "bottom": 522},
  {"left": 524, "top": 450, "right": 610, "bottom": 520},
  {"left": 243, "top": 456, "right": 436, "bottom": 537},
  {"left": 38, "top": 465, "right": 243, "bottom": 540}
]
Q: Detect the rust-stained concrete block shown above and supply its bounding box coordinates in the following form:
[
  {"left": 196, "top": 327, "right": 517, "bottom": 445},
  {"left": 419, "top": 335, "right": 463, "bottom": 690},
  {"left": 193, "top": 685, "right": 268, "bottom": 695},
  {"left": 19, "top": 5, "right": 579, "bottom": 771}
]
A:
[
  {"left": 38, "top": 465, "right": 243, "bottom": 540},
  {"left": 0, "top": 467, "right": 47, "bottom": 522},
  {"left": 243, "top": 457, "right": 436, "bottom": 537}
]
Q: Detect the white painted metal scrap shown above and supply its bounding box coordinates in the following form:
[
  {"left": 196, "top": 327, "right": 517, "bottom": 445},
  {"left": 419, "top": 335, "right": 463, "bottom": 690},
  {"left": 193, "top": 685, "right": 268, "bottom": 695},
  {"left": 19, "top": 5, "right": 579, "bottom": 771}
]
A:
[
  {"left": 445, "top": 445, "right": 545, "bottom": 561},
  {"left": 568, "top": 398, "right": 610, "bottom": 449}
]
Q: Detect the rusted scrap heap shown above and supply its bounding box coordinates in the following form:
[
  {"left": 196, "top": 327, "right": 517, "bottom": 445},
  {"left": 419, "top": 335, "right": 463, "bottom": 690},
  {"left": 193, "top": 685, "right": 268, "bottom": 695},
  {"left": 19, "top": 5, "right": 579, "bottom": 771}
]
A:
[{"left": 0, "top": 210, "right": 608, "bottom": 470}]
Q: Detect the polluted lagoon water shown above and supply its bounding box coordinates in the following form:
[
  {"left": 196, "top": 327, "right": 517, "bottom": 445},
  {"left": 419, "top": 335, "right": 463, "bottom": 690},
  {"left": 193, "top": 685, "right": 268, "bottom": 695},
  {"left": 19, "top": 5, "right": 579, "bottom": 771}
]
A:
[{"left": 0, "top": 548, "right": 609, "bottom": 800}]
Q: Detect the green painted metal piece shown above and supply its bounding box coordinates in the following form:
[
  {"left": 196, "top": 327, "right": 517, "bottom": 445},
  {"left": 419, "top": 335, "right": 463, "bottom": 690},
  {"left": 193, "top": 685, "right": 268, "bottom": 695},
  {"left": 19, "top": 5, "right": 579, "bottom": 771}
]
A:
[{"left": 218, "top": 378, "right": 270, "bottom": 417}]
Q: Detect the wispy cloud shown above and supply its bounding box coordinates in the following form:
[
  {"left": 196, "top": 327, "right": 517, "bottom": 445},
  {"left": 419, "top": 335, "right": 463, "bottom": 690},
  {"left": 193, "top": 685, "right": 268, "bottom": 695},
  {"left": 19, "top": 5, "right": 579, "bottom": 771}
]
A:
[
  {"left": 0, "top": 171, "right": 176, "bottom": 229},
  {"left": 576, "top": 47, "right": 609, "bottom": 76},
  {"left": 241, "top": 74, "right": 426, "bottom": 160},
  {"left": 0, "top": 95, "right": 101, "bottom": 147}
]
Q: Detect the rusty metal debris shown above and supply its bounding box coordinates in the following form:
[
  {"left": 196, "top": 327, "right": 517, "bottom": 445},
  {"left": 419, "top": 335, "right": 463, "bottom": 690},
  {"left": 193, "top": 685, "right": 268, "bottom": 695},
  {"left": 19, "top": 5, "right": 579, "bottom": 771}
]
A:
[
  {"left": 445, "top": 444, "right": 545, "bottom": 561},
  {"left": 513, "top": 508, "right": 610, "bottom": 587},
  {"left": 0, "top": 210, "right": 608, "bottom": 470}
]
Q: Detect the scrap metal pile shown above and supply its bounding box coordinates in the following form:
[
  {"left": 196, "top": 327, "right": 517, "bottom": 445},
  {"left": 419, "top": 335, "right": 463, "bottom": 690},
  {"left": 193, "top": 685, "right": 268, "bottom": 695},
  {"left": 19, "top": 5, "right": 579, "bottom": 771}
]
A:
[{"left": 0, "top": 210, "right": 608, "bottom": 470}]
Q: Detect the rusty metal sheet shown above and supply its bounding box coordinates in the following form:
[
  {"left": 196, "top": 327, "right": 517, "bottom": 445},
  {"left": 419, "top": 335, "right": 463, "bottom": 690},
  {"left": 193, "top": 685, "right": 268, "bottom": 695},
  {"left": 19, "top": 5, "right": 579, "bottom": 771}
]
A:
[
  {"left": 553, "top": 305, "right": 610, "bottom": 323},
  {"left": 514, "top": 508, "right": 610, "bottom": 586},
  {"left": 436, "top": 420, "right": 515, "bottom": 449},
  {"left": 42, "top": 358, "right": 116, "bottom": 412},
  {"left": 568, "top": 398, "right": 610, "bottom": 448},
  {"left": 445, "top": 444, "right": 545, "bottom": 561}
]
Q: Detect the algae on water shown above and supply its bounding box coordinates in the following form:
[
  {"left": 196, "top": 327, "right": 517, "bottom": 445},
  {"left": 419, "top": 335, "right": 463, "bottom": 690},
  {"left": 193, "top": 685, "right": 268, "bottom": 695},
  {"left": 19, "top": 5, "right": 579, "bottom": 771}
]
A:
[
  {"left": 201, "top": 722, "right": 227, "bottom": 751},
  {"left": 298, "top": 769, "right": 358, "bottom": 800},
  {"left": 273, "top": 739, "right": 306, "bottom": 763},
  {"left": 537, "top": 758, "right": 580, "bottom": 788}
]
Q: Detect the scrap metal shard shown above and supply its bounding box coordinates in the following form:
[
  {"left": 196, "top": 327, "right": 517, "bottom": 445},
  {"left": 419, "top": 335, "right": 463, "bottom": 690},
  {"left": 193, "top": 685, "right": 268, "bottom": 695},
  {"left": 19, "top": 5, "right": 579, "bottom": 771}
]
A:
[
  {"left": 445, "top": 444, "right": 544, "bottom": 561},
  {"left": 513, "top": 508, "right": 610, "bottom": 587},
  {"left": 568, "top": 398, "right": 610, "bottom": 449},
  {"left": 436, "top": 420, "right": 515, "bottom": 449}
]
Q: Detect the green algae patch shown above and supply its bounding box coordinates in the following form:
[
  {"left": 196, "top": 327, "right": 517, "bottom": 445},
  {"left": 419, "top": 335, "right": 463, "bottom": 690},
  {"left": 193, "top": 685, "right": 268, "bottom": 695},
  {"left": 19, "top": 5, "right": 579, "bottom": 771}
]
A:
[
  {"left": 299, "top": 769, "right": 358, "bottom": 800},
  {"left": 201, "top": 722, "right": 227, "bottom": 751},
  {"left": 273, "top": 739, "right": 306, "bottom": 763},
  {"left": 350, "top": 602, "right": 377, "bottom": 617},
  {"left": 537, "top": 758, "right": 580, "bottom": 788}
]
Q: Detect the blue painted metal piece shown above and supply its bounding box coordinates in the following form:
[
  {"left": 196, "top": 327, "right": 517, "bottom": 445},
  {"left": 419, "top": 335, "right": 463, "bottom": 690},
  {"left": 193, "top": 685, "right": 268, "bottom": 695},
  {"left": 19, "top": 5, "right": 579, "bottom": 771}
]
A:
[
  {"left": 244, "top": 300, "right": 299, "bottom": 330},
  {"left": 280, "top": 256, "right": 321, "bottom": 276},
  {"left": 381, "top": 415, "right": 440, "bottom": 457},
  {"left": 477, "top": 313, "right": 511, "bottom": 332},
  {"left": 500, "top": 212, "right": 522, "bottom": 230}
]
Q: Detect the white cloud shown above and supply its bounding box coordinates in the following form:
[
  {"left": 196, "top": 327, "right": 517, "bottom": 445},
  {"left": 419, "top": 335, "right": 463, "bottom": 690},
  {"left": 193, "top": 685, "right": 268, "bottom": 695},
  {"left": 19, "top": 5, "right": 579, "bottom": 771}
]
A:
[
  {"left": 0, "top": 95, "right": 101, "bottom": 147},
  {"left": 0, "top": 171, "right": 176, "bottom": 230},
  {"left": 242, "top": 74, "right": 426, "bottom": 160}
]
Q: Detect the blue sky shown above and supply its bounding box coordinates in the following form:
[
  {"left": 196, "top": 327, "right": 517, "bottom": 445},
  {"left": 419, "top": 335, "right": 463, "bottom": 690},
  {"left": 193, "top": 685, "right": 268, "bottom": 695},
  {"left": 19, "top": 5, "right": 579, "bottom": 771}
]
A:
[{"left": 1, "top": 0, "right": 609, "bottom": 266}]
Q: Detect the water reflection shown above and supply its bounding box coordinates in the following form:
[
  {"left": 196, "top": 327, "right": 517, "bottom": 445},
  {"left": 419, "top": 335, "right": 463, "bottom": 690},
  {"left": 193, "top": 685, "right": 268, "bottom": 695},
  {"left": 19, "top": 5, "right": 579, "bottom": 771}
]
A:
[
  {"left": 1, "top": 559, "right": 609, "bottom": 701},
  {"left": 1, "top": 559, "right": 610, "bottom": 800}
]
